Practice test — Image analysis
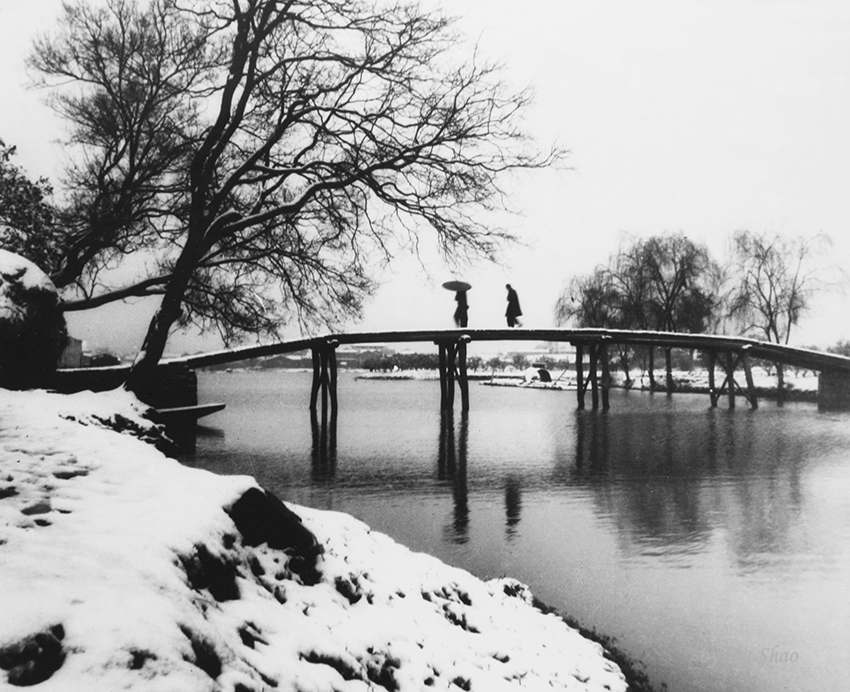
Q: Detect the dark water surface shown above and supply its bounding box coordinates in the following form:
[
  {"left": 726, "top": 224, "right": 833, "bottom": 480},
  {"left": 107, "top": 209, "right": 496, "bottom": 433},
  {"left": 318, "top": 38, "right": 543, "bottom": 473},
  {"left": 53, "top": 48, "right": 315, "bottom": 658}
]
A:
[{"left": 182, "top": 370, "right": 850, "bottom": 692}]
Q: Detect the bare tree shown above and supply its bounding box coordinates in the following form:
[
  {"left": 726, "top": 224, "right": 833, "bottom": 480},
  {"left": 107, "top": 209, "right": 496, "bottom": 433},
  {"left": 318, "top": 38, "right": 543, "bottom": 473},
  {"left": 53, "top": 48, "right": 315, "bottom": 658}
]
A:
[
  {"left": 29, "top": 0, "right": 560, "bottom": 390},
  {"left": 727, "top": 229, "right": 827, "bottom": 390}
]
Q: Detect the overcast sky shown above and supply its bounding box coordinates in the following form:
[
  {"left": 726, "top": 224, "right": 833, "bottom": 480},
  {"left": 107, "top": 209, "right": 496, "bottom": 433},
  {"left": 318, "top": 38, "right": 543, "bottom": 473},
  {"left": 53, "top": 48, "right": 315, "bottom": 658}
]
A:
[{"left": 2, "top": 0, "right": 849, "bottom": 355}]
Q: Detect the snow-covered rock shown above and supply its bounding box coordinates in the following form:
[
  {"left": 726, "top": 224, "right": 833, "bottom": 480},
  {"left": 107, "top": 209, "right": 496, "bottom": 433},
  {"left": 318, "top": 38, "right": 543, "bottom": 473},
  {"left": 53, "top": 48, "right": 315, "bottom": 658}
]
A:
[{"left": 0, "top": 388, "right": 627, "bottom": 691}]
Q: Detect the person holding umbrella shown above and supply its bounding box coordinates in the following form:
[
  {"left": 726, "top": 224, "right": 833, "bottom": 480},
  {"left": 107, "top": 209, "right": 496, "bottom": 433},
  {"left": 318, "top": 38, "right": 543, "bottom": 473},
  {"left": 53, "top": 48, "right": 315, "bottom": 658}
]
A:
[{"left": 443, "top": 280, "right": 471, "bottom": 327}]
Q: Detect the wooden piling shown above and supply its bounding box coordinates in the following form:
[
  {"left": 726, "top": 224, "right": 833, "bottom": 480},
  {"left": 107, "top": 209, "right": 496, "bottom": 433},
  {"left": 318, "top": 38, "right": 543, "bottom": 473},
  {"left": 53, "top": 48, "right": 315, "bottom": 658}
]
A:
[
  {"left": 599, "top": 341, "right": 611, "bottom": 411},
  {"left": 724, "top": 349, "right": 736, "bottom": 410},
  {"left": 665, "top": 347, "right": 674, "bottom": 394},
  {"left": 457, "top": 337, "right": 470, "bottom": 412},
  {"left": 446, "top": 341, "right": 456, "bottom": 411},
  {"left": 707, "top": 350, "right": 718, "bottom": 407},
  {"left": 309, "top": 341, "right": 338, "bottom": 419},
  {"left": 741, "top": 347, "right": 758, "bottom": 410},
  {"left": 327, "top": 340, "right": 339, "bottom": 414},
  {"left": 310, "top": 346, "right": 321, "bottom": 412},
  {"left": 575, "top": 344, "right": 585, "bottom": 410},
  {"left": 437, "top": 342, "right": 447, "bottom": 411},
  {"left": 320, "top": 345, "right": 329, "bottom": 420},
  {"left": 589, "top": 344, "right": 599, "bottom": 410}
]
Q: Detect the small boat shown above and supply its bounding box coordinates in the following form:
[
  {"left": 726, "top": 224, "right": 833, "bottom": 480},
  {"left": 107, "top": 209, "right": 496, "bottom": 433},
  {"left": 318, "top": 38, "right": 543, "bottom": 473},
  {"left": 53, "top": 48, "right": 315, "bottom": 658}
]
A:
[
  {"left": 481, "top": 367, "right": 577, "bottom": 391},
  {"left": 481, "top": 378, "right": 576, "bottom": 391}
]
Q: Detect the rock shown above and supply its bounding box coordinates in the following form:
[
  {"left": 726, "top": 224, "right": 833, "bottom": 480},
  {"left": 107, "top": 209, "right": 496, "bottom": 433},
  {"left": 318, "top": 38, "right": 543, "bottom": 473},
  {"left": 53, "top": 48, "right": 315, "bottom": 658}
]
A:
[
  {"left": 226, "top": 487, "right": 322, "bottom": 584},
  {"left": 180, "top": 543, "right": 240, "bottom": 602},
  {"left": 0, "top": 625, "right": 65, "bottom": 686}
]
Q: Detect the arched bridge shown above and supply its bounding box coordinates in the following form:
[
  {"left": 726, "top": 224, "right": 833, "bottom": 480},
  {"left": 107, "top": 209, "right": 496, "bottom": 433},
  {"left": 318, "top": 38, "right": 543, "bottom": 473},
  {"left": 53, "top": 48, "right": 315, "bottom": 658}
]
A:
[{"left": 166, "top": 328, "right": 850, "bottom": 414}]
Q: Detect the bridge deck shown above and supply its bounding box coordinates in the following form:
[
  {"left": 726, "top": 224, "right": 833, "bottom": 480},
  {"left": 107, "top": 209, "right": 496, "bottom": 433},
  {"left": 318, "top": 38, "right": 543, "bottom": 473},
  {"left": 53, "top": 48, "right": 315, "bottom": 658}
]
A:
[{"left": 168, "top": 328, "right": 850, "bottom": 374}]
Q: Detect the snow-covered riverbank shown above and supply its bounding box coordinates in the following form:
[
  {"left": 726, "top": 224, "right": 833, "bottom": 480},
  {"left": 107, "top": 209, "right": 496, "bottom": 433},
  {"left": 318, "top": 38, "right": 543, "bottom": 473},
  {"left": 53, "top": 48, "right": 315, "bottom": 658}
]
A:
[{"left": 1, "top": 388, "right": 628, "bottom": 691}]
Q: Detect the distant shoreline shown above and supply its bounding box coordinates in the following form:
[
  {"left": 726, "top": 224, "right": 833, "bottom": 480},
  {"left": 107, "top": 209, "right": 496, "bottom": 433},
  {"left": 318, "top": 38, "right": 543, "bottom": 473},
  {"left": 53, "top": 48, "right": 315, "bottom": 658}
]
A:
[{"left": 350, "top": 367, "right": 820, "bottom": 401}]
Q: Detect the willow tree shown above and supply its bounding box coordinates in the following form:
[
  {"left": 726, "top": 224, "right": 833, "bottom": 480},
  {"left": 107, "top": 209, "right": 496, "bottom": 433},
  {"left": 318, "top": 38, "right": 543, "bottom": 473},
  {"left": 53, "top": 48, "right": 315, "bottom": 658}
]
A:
[
  {"left": 556, "top": 233, "right": 720, "bottom": 389},
  {"left": 554, "top": 267, "right": 637, "bottom": 384},
  {"left": 29, "top": 0, "right": 559, "bottom": 390}
]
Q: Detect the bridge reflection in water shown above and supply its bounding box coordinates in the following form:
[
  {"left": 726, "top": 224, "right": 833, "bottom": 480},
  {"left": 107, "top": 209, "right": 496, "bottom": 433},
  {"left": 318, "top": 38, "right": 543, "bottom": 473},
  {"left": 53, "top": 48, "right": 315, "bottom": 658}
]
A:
[
  {"left": 310, "top": 407, "right": 337, "bottom": 481},
  {"left": 308, "top": 407, "right": 529, "bottom": 546},
  {"left": 563, "top": 404, "right": 815, "bottom": 567},
  {"left": 302, "top": 387, "right": 825, "bottom": 564},
  {"left": 188, "top": 373, "right": 830, "bottom": 571},
  {"left": 437, "top": 411, "right": 469, "bottom": 542}
]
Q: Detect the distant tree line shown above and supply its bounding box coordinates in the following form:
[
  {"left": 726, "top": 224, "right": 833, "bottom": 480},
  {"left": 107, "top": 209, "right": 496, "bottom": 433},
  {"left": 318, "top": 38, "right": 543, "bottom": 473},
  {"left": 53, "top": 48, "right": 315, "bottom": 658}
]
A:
[
  {"left": 361, "top": 352, "right": 573, "bottom": 373},
  {"left": 555, "top": 231, "right": 831, "bottom": 390},
  {"left": 363, "top": 353, "right": 486, "bottom": 372}
]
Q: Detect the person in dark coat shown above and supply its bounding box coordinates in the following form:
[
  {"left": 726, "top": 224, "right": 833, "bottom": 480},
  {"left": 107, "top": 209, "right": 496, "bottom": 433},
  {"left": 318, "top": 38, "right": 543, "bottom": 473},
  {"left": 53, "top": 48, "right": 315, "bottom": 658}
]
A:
[
  {"left": 505, "top": 284, "right": 522, "bottom": 327},
  {"left": 454, "top": 290, "right": 469, "bottom": 327}
]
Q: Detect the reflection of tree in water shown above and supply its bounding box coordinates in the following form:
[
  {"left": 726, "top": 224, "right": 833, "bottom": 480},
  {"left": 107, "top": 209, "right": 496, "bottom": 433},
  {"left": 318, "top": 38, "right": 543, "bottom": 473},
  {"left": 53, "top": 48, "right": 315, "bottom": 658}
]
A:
[
  {"left": 310, "top": 409, "right": 337, "bottom": 481},
  {"left": 569, "top": 408, "right": 810, "bottom": 567},
  {"left": 717, "top": 415, "right": 808, "bottom": 572},
  {"left": 438, "top": 411, "right": 469, "bottom": 544}
]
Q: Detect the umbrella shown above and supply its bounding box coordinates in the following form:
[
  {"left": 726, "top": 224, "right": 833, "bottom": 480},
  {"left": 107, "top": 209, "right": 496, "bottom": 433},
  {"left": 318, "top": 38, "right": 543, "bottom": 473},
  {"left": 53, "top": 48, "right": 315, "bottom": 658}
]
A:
[{"left": 442, "top": 280, "right": 472, "bottom": 292}]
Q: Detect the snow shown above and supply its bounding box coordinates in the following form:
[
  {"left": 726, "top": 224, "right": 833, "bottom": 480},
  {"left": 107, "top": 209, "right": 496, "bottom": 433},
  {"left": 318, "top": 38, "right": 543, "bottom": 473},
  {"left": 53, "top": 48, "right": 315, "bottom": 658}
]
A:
[
  {"left": 0, "top": 387, "right": 627, "bottom": 691},
  {"left": 0, "top": 249, "right": 56, "bottom": 295},
  {"left": 0, "top": 249, "right": 58, "bottom": 324}
]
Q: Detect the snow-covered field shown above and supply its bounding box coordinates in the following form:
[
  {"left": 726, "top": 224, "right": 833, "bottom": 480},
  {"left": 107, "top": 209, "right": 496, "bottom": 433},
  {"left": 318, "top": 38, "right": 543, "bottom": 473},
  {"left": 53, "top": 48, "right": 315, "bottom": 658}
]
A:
[{"left": 0, "top": 388, "right": 627, "bottom": 691}]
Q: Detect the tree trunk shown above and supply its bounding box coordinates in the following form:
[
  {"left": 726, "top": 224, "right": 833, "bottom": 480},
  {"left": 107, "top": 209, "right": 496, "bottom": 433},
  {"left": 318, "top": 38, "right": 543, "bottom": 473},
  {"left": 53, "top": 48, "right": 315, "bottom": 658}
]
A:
[{"left": 124, "top": 239, "right": 202, "bottom": 393}]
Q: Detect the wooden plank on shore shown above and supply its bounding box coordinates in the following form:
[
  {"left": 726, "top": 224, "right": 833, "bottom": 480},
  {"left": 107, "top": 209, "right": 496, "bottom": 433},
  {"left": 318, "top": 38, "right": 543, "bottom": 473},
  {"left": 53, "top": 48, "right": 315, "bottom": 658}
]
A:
[{"left": 152, "top": 402, "right": 225, "bottom": 423}]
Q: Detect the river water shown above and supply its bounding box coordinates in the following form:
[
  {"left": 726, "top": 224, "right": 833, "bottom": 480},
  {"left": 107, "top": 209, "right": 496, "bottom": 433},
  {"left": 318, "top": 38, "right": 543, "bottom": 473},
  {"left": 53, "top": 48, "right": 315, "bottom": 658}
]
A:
[{"left": 181, "top": 369, "right": 850, "bottom": 692}]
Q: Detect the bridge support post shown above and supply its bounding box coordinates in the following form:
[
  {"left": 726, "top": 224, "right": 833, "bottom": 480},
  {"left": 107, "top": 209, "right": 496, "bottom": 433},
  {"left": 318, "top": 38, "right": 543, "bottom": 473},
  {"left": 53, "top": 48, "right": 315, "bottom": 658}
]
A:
[
  {"left": 575, "top": 344, "right": 585, "bottom": 410},
  {"left": 457, "top": 336, "right": 470, "bottom": 412},
  {"left": 436, "top": 334, "right": 471, "bottom": 411},
  {"left": 310, "top": 346, "right": 321, "bottom": 411},
  {"left": 741, "top": 347, "right": 758, "bottom": 410},
  {"left": 446, "top": 342, "right": 456, "bottom": 411},
  {"left": 589, "top": 344, "right": 600, "bottom": 410},
  {"left": 709, "top": 348, "right": 758, "bottom": 410},
  {"left": 707, "top": 350, "right": 718, "bottom": 407},
  {"left": 724, "top": 349, "right": 736, "bottom": 410},
  {"left": 436, "top": 338, "right": 469, "bottom": 412},
  {"left": 438, "top": 343, "right": 449, "bottom": 410},
  {"left": 309, "top": 339, "right": 338, "bottom": 418},
  {"left": 818, "top": 370, "right": 850, "bottom": 410},
  {"left": 599, "top": 341, "right": 611, "bottom": 411}
]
